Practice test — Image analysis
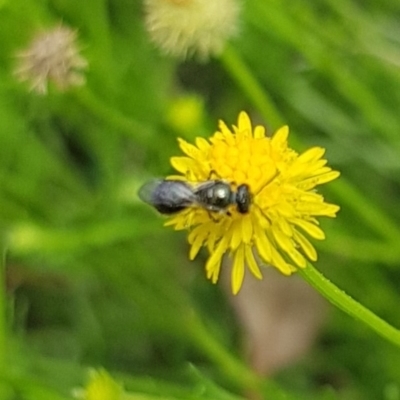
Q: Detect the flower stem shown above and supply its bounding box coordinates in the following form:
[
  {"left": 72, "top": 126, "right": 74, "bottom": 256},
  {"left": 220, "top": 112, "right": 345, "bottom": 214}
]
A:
[
  {"left": 299, "top": 263, "right": 400, "bottom": 347},
  {"left": 219, "top": 44, "right": 284, "bottom": 128}
]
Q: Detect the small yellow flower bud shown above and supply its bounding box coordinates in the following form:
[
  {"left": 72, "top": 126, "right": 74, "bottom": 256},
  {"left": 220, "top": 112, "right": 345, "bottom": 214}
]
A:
[
  {"left": 73, "top": 369, "right": 123, "bottom": 400},
  {"left": 166, "top": 95, "right": 205, "bottom": 136}
]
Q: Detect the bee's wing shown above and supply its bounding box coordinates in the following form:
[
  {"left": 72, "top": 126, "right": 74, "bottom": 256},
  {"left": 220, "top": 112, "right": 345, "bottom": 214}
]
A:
[
  {"left": 138, "top": 179, "right": 197, "bottom": 214},
  {"left": 138, "top": 179, "right": 164, "bottom": 205}
]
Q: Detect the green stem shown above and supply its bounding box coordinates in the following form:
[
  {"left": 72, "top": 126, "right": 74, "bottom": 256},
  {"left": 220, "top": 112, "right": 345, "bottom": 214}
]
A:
[
  {"left": 185, "top": 311, "right": 261, "bottom": 390},
  {"left": 186, "top": 312, "right": 289, "bottom": 399},
  {"left": 219, "top": 44, "right": 284, "bottom": 128},
  {"left": 0, "top": 248, "right": 6, "bottom": 368},
  {"left": 7, "top": 218, "right": 157, "bottom": 256},
  {"left": 72, "top": 88, "right": 154, "bottom": 146},
  {"left": 299, "top": 263, "right": 400, "bottom": 347}
]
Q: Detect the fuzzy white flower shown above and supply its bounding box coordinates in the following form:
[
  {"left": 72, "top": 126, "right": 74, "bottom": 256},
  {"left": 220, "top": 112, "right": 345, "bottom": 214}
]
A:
[
  {"left": 144, "top": 0, "right": 241, "bottom": 59},
  {"left": 14, "top": 25, "right": 88, "bottom": 94}
]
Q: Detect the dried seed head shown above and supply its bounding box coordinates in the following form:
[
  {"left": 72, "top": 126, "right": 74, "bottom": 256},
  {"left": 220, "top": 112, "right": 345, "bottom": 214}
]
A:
[
  {"left": 14, "top": 25, "right": 88, "bottom": 94},
  {"left": 144, "top": 0, "right": 241, "bottom": 60}
]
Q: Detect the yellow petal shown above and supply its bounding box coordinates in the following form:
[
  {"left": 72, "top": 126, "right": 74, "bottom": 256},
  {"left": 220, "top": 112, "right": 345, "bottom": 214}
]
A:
[
  {"left": 195, "top": 136, "right": 211, "bottom": 152},
  {"left": 164, "top": 210, "right": 191, "bottom": 229},
  {"left": 188, "top": 226, "right": 208, "bottom": 260},
  {"left": 292, "top": 219, "right": 325, "bottom": 240},
  {"left": 229, "top": 219, "right": 243, "bottom": 250},
  {"left": 217, "top": 121, "right": 235, "bottom": 145},
  {"left": 254, "top": 227, "right": 272, "bottom": 262},
  {"left": 270, "top": 246, "right": 292, "bottom": 275},
  {"left": 254, "top": 125, "right": 265, "bottom": 139},
  {"left": 293, "top": 230, "right": 317, "bottom": 261},
  {"left": 244, "top": 245, "right": 263, "bottom": 279},
  {"left": 299, "top": 170, "right": 340, "bottom": 190},
  {"left": 271, "top": 125, "right": 289, "bottom": 147},
  {"left": 232, "top": 245, "right": 245, "bottom": 294},
  {"left": 241, "top": 215, "right": 253, "bottom": 243},
  {"left": 170, "top": 156, "right": 192, "bottom": 174},
  {"left": 237, "top": 111, "right": 252, "bottom": 135},
  {"left": 178, "top": 138, "right": 203, "bottom": 160},
  {"left": 324, "top": 203, "right": 341, "bottom": 216},
  {"left": 188, "top": 225, "right": 202, "bottom": 244},
  {"left": 272, "top": 227, "right": 294, "bottom": 254},
  {"left": 205, "top": 237, "right": 228, "bottom": 281},
  {"left": 276, "top": 216, "right": 293, "bottom": 237},
  {"left": 206, "top": 226, "right": 220, "bottom": 252},
  {"left": 297, "top": 147, "right": 325, "bottom": 163},
  {"left": 314, "top": 170, "right": 341, "bottom": 185},
  {"left": 272, "top": 228, "right": 306, "bottom": 267},
  {"left": 286, "top": 246, "right": 307, "bottom": 268},
  {"left": 296, "top": 200, "right": 340, "bottom": 216}
]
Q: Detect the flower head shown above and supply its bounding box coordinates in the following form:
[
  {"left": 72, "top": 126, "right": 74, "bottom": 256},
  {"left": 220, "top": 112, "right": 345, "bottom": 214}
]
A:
[
  {"left": 14, "top": 25, "right": 88, "bottom": 94},
  {"left": 165, "top": 112, "right": 340, "bottom": 294},
  {"left": 144, "top": 0, "right": 241, "bottom": 59}
]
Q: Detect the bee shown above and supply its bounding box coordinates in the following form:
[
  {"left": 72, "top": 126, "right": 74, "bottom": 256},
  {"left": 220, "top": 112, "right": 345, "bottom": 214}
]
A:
[{"left": 138, "top": 179, "right": 251, "bottom": 215}]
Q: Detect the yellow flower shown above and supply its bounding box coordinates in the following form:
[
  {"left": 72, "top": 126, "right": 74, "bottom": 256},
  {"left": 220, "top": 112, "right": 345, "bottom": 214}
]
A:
[
  {"left": 74, "top": 369, "right": 123, "bottom": 400},
  {"left": 166, "top": 112, "right": 340, "bottom": 294}
]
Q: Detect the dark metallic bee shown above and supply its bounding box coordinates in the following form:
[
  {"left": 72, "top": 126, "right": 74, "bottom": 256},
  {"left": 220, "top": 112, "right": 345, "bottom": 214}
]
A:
[
  {"left": 138, "top": 179, "right": 251, "bottom": 215},
  {"left": 194, "top": 180, "right": 251, "bottom": 214}
]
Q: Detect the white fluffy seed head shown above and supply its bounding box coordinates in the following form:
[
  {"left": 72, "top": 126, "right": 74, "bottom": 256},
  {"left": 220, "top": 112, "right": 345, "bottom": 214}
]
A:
[
  {"left": 14, "top": 25, "right": 88, "bottom": 94},
  {"left": 144, "top": 0, "right": 241, "bottom": 60}
]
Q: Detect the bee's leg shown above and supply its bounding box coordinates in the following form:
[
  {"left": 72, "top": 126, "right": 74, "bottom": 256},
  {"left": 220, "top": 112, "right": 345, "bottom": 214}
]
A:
[
  {"left": 208, "top": 170, "right": 221, "bottom": 180},
  {"left": 207, "top": 210, "right": 219, "bottom": 222},
  {"left": 208, "top": 209, "right": 230, "bottom": 222},
  {"left": 208, "top": 208, "right": 232, "bottom": 221},
  {"left": 185, "top": 169, "right": 197, "bottom": 181}
]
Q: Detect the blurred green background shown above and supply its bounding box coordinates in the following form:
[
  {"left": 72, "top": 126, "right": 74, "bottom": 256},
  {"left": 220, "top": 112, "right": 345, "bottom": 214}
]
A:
[{"left": 0, "top": 0, "right": 400, "bottom": 399}]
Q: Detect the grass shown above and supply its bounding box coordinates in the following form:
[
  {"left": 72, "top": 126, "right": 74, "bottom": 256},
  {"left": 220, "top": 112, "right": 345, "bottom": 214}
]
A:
[{"left": 0, "top": 0, "right": 399, "bottom": 399}]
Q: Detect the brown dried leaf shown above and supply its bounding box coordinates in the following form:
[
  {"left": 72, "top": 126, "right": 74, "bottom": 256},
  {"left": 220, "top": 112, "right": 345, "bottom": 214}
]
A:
[{"left": 222, "top": 260, "right": 327, "bottom": 376}]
